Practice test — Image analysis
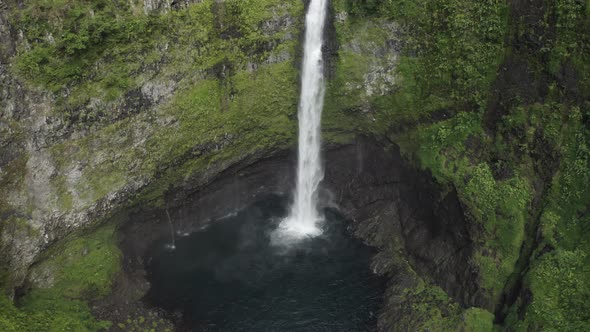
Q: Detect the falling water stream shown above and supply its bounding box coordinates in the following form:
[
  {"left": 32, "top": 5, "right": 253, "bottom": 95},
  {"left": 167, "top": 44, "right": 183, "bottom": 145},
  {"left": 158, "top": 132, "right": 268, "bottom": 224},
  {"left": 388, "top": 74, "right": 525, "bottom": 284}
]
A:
[
  {"left": 279, "top": 0, "right": 328, "bottom": 238},
  {"left": 144, "top": 3, "right": 387, "bottom": 330}
]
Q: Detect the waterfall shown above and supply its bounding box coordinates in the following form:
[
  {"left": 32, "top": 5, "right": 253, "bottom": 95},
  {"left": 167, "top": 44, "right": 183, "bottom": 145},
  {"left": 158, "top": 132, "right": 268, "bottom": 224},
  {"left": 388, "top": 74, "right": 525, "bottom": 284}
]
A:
[
  {"left": 165, "top": 207, "right": 176, "bottom": 250},
  {"left": 279, "top": 0, "right": 328, "bottom": 238}
]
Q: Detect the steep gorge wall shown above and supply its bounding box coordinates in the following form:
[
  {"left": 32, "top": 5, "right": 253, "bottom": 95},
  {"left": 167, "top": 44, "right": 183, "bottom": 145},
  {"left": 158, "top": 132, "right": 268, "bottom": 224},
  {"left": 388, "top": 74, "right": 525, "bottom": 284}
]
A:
[
  {"left": 340, "top": 0, "right": 590, "bottom": 330},
  {"left": 0, "top": 0, "right": 404, "bottom": 294},
  {"left": 0, "top": 0, "right": 308, "bottom": 292},
  {"left": 0, "top": 0, "right": 588, "bottom": 331},
  {"left": 0, "top": 1, "right": 406, "bottom": 329}
]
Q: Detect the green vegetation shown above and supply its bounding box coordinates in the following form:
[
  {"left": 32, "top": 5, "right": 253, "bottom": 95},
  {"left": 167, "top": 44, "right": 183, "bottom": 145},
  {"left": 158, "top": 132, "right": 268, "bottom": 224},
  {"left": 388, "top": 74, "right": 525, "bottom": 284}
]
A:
[
  {"left": 27, "top": 224, "right": 121, "bottom": 299},
  {"left": 401, "top": 281, "right": 465, "bottom": 330},
  {"left": 11, "top": 0, "right": 305, "bottom": 213},
  {"left": 323, "top": 15, "right": 396, "bottom": 138},
  {"left": 509, "top": 248, "right": 590, "bottom": 330},
  {"left": 338, "top": 0, "right": 590, "bottom": 329},
  {"left": 13, "top": 0, "right": 161, "bottom": 100},
  {"left": 4, "top": 0, "right": 305, "bottom": 328},
  {"left": 2, "top": 0, "right": 589, "bottom": 330},
  {"left": 11, "top": 0, "right": 303, "bottom": 111},
  {"left": 47, "top": 59, "right": 300, "bottom": 210},
  {"left": 335, "top": 0, "right": 508, "bottom": 123},
  {"left": 504, "top": 105, "right": 590, "bottom": 330},
  {"left": 0, "top": 224, "right": 119, "bottom": 331},
  {"left": 411, "top": 112, "right": 532, "bottom": 300},
  {"left": 398, "top": 279, "right": 494, "bottom": 331},
  {"left": 0, "top": 293, "right": 109, "bottom": 332},
  {"left": 115, "top": 311, "right": 173, "bottom": 332}
]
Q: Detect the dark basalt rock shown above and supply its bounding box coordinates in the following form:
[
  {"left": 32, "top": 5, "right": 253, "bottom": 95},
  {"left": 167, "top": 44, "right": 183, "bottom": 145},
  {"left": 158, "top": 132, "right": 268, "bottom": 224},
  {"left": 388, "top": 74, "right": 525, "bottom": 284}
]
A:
[
  {"left": 322, "top": 138, "right": 480, "bottom": 307},
  {"left": 104, "top": 137, "right": 480, "bottom": 330}
]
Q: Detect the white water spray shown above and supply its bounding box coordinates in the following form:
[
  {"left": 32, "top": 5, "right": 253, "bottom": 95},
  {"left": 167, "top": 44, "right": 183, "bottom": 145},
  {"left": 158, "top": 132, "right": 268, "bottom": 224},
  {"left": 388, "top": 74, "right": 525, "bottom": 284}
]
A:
[{"left": 278, "top": 0, "right": 328, "bottom": 239}]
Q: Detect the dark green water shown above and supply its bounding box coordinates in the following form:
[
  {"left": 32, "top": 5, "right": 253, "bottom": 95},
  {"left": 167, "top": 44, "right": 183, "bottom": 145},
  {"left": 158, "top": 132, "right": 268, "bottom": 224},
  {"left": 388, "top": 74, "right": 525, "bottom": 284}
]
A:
[{"left": 145, "top": 195, "right": 385, "bottom": 331}]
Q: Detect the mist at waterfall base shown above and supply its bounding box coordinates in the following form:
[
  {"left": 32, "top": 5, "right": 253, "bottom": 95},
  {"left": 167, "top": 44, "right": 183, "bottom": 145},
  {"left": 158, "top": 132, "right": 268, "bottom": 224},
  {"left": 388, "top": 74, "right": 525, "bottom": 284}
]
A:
[{"left": 145, "top": 195, "right": 386, "bottom": 331}]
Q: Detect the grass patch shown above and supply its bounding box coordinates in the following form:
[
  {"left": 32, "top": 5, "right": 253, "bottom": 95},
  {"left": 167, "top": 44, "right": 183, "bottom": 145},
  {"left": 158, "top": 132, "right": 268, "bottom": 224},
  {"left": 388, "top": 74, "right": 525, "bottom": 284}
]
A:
[
  {"left": 398, "top": 279, "right": 495, "bottom": 331},
  {"left": 0, "top": 224, "right": 120, "bottom": 331},
  {"left": 27, "top": 224, "right": 121, "bottom": 300}
]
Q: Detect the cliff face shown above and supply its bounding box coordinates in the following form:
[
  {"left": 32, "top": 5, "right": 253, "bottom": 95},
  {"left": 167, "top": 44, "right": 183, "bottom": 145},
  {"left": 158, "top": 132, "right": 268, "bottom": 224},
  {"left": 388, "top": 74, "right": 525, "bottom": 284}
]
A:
[
  {"left": 1, "top": 0, "right": 589, "bottom": 331},
  {"left": 0, "top": 0, "right": 306, "bottom": 290},
  {"left": 0, "top": 0, "right": 402, "bottom": 329},
  {"left": 0, "top": 3, "right": 310, "bottom": 329},
  {"left": 344, "top": 0, "right": 590, "bottom": 330},
  {"left": 0, "top": 0, "right": 404, "bottom": 294}
]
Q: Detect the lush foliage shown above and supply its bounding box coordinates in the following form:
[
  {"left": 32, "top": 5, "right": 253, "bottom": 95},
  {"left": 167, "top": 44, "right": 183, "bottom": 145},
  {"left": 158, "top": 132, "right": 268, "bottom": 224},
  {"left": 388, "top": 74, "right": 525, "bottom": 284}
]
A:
[
  {"left": 412, "top": 111, "right": 533, "bottom": 300},
  {"left": 13, "top": 0, "right": 161, "bottom": 99},
  {"left": 12, "top": 0, "right": 305, "bottom": 212},
  {"left": 397, "top": 280, "right": 494, "bottom": 331},
  {"left": 340, "top": 0, "right": 590, "bottom": 330},
  {"left": 0, "top": 293, "right": 109, "bottom": 332},
  {"left": 12, "top": 0, "right": 300, "bottom": 111},
  {"left": 343, "top": 0, "right": 508, "bottom": 122},
  {"left": 504, "top": 104, "right": 590, "bottom": 330},
  {"left": 5, "top": 0, "right": 590, "bottom": 330},
  {"left": 0, "top": 225, "right": 119, "bottom": 331}
]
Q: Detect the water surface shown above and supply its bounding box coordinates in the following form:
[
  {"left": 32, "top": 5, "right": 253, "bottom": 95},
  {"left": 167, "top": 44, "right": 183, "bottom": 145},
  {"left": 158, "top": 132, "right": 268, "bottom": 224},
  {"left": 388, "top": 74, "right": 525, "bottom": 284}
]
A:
[{"left": 145, "top": 195, "right": 385, "bottom": 331}]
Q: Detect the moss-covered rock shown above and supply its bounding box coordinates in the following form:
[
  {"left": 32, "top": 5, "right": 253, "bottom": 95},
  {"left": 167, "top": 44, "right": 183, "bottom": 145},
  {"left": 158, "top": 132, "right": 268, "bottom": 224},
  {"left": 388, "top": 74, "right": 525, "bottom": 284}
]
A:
[
  {"left": 0, "top": 0, "right": 308, "bottom": 327},
  {"left": 0, "top": 224, "right": 119, "bottom": 331},
  {"left": 26, "top": 224, "right": 121, "bottom": 299},
  {"left": 1, "top": 0, "right": 307, "bottom": 291},
  {"left": 338, "top": 0, "right": 590, "bottom": 330}
]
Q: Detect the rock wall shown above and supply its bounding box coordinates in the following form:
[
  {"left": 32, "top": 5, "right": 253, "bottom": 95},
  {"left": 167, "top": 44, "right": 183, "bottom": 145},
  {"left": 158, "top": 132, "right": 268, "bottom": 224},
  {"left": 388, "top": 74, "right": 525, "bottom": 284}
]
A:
[
  {"left": 0, "top": 0, "right": 307, "bottom": 293},
  {"left": 0, "top": 0, "right": 405, "bottom": 295}
]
